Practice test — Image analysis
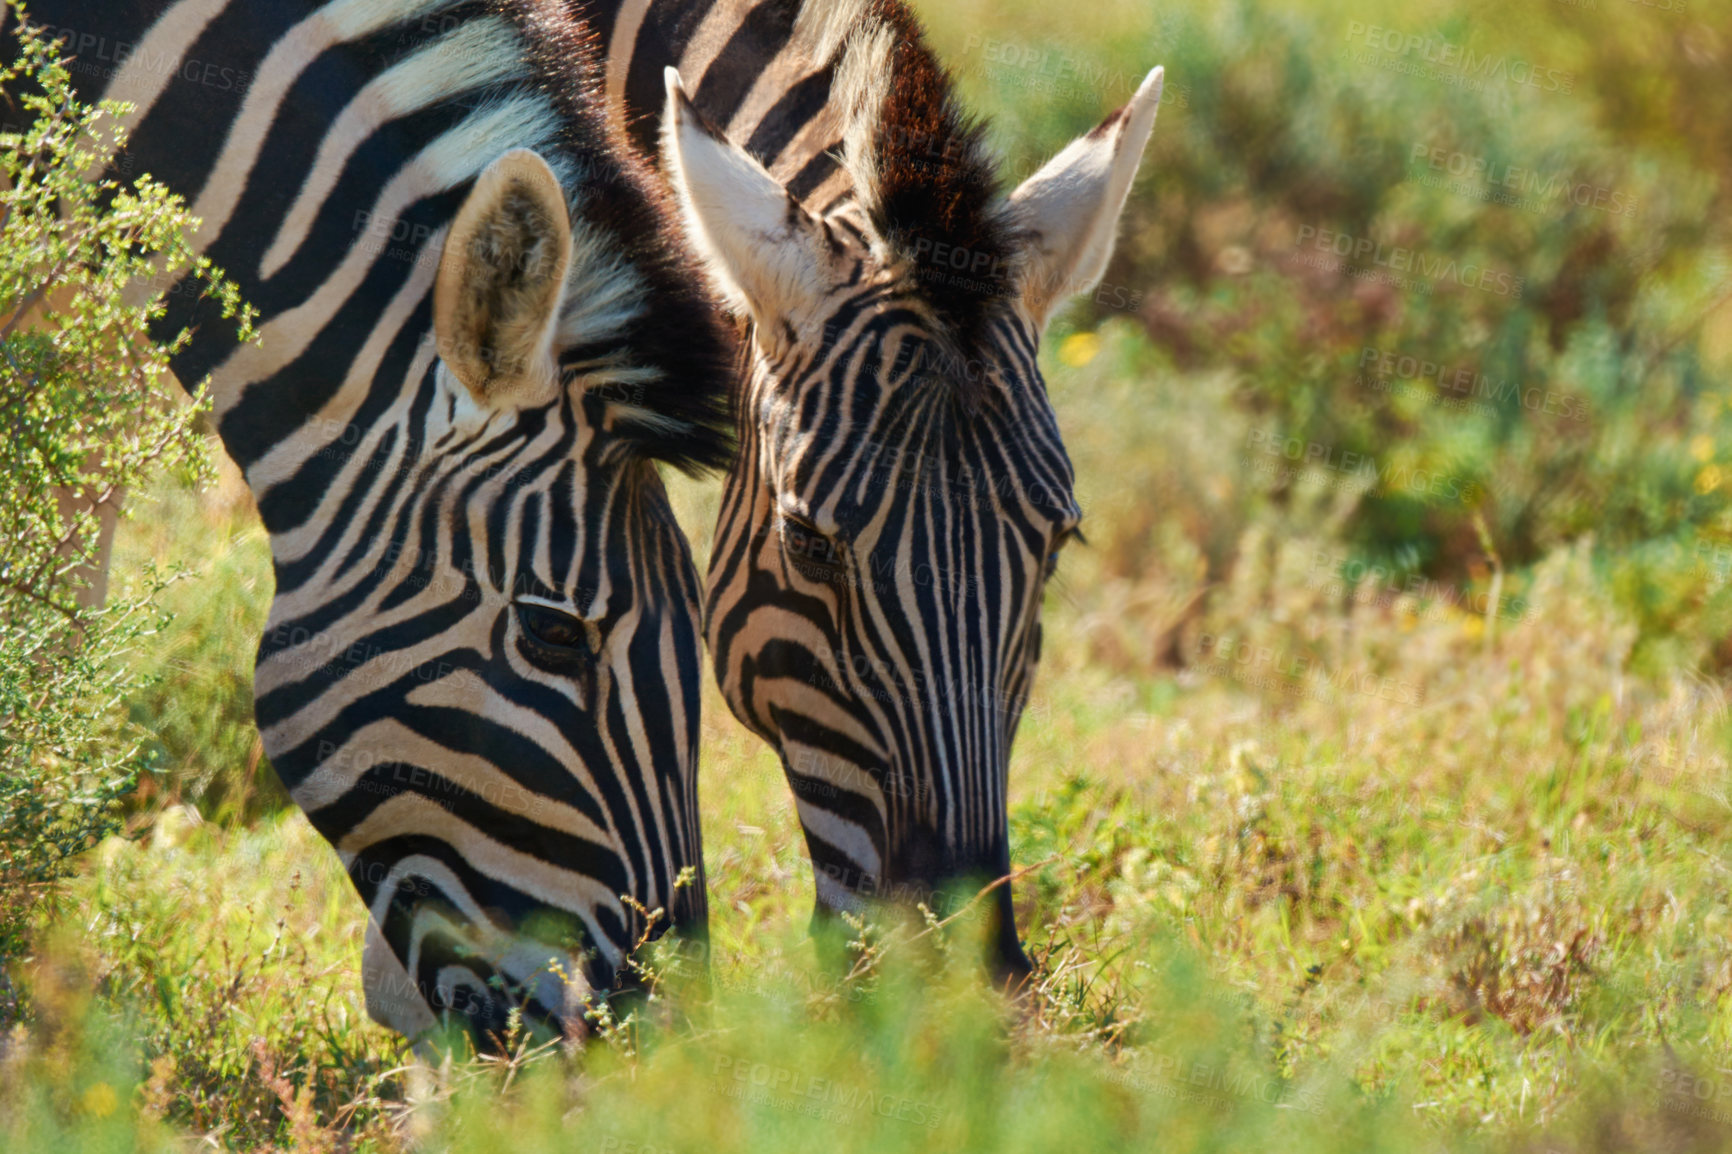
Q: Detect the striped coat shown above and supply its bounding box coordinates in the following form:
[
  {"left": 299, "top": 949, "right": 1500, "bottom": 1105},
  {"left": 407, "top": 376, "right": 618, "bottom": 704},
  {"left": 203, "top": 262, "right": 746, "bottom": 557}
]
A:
[
  {"left": 13, "top": 0, "right": 735, "bottom": 1048},
  {"left": 570, "top": 0, "right": 1165, "bottom": 978}
]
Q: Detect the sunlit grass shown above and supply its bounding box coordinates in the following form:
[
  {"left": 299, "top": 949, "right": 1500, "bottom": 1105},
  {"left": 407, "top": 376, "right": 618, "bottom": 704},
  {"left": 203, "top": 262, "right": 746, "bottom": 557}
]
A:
[{"left": 6, "top": 321, "right": 1730, "bottom": 1147}]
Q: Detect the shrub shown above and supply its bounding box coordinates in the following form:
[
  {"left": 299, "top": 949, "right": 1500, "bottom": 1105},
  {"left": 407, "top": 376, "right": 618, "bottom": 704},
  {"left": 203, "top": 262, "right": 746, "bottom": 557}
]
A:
[
  {"left": 0, "top": 5, "right": 252, "bottom": 979},
  {"left": 927, "top": 0, "right": 1732, "bottom": 671}
]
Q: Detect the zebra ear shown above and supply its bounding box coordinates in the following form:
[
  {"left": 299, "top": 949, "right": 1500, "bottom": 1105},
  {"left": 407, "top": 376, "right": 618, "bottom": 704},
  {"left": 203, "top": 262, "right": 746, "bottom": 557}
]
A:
[
  {"left": 434, "top": 149, "right": 572, "bottom": 406},
  {"left": 661, "top": 68, "right": 830, "bottom": 328},
  {"left": 1008, "top": 67, "right": 1164, "bottom": 328}
]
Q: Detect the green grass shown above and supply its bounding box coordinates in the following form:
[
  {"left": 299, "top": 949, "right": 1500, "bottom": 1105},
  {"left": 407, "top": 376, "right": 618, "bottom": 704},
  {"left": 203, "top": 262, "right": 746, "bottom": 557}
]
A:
[{"left": 5, "top": 319, "right": 1732, "bottom": 1151}]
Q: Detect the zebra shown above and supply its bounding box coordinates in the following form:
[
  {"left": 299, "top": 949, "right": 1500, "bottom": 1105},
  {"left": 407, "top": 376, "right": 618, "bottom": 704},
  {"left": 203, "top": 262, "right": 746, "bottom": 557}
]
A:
[
  {"left": 575, "top": 0, "right": 1164, "bottom": 980},
  {"left": 13, "top": 0, "right": 735, "bottom": 1048}
]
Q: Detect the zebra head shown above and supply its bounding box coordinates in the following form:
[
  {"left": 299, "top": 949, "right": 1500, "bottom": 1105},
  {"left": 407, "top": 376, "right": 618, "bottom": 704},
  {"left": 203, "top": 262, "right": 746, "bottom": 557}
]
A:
[
  {"left": 251, "top": 140, "right": 732, "bottom": 1047},
  {"left": 21, "top": 0, "right": 732, "bottom": 1053},
  {"left": 144, "top": 0, "right": 739, "bottom": 1050},
  {"left": 661, "top": 58, "right": 1164, "bottom": 977}
]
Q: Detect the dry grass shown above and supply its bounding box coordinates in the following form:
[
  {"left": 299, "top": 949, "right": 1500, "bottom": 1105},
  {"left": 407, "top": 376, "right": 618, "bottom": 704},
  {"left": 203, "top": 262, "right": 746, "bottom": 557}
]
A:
[{"left": 3, "top": 320, "right": 1728, "bottom": 1148}]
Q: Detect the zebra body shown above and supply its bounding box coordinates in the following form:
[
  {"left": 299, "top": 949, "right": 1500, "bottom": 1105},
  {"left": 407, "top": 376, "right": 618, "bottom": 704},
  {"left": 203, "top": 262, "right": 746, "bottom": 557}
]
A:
[
  {"left": 570, "top": 0, "right": 1163, "bottom": 975},
  {"left": 17, "top": 0, "right": 734, "bottom": 1046}
]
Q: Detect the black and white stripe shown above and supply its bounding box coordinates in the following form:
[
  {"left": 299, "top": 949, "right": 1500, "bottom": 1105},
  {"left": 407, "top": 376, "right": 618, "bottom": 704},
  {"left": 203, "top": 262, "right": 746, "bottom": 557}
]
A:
[
  {"left": 572, "top": 0, "right": 1163, "bottom": 977},
  {"left": 14, "top": 0, "right": 735, "bottom": 1047}
]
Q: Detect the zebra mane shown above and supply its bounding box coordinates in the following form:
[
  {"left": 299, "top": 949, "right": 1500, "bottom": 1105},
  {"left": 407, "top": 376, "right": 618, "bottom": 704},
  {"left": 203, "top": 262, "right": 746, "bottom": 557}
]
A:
[
  {"left": 832, "top": 0, "right": 1022, "bottom": 358},
  {"left": 496, "top": 1, "right": 736, "bottom": 473}
]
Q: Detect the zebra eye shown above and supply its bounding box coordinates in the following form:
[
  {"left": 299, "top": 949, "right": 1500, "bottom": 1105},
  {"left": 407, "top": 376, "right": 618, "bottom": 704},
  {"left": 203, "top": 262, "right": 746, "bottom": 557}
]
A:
[
  {"left": 1046, "top": 527, "right": 1085, "bottom": 578},
  {"left": 779, "top": 512, "right": 839, "bottom": 552},
  {"left": 778, "top": 510, "right": 824, "bottom": 536},
  {"left": 515, "top": 602, "right": 592, "bottom": 655}
]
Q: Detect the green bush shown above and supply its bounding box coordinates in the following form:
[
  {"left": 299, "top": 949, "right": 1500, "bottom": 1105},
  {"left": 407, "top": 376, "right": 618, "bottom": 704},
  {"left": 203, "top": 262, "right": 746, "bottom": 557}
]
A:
[
  {"left": 0, "top": 7, "right": 251, "bottom": 977},
  {"left": 926, "top": 0, "right": 1732, "bottom": 671}
]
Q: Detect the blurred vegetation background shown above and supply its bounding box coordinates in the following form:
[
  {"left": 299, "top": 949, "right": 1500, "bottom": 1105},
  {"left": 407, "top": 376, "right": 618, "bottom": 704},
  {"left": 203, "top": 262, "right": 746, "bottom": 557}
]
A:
[
  {"left": 922, "top": 0, "right": 1732, "bottom": 679},
  {"left": 107, "top": 0, "right": 1732, "bottom": 820},
  {"left": 7, "top": 0, "right": 1732, "bottom": 1150}
]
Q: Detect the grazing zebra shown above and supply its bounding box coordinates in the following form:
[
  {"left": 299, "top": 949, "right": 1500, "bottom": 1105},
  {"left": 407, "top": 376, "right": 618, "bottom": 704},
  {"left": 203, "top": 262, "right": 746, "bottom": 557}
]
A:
[
  {"left": 574, "top": 0, "right": 1163, "bottom": 978},
  {"left": 13, "top": 0, "right": 735, "bottom": 1047}
]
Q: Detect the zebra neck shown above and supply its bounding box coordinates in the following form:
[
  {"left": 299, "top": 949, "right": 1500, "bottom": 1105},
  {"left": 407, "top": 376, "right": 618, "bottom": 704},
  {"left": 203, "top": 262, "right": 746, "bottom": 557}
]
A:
[
  {"left": 589, "top": 0, "right": 1017, "bottom": 371},
  {"left": 30, "top": 0, "right": 667, "bottom": 538},
  {"left": 590, "top": 0, "right": 1008, "bottom": 283},
  {"left": 588, "top": 0, "right": 873, "bottom": 210}
]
